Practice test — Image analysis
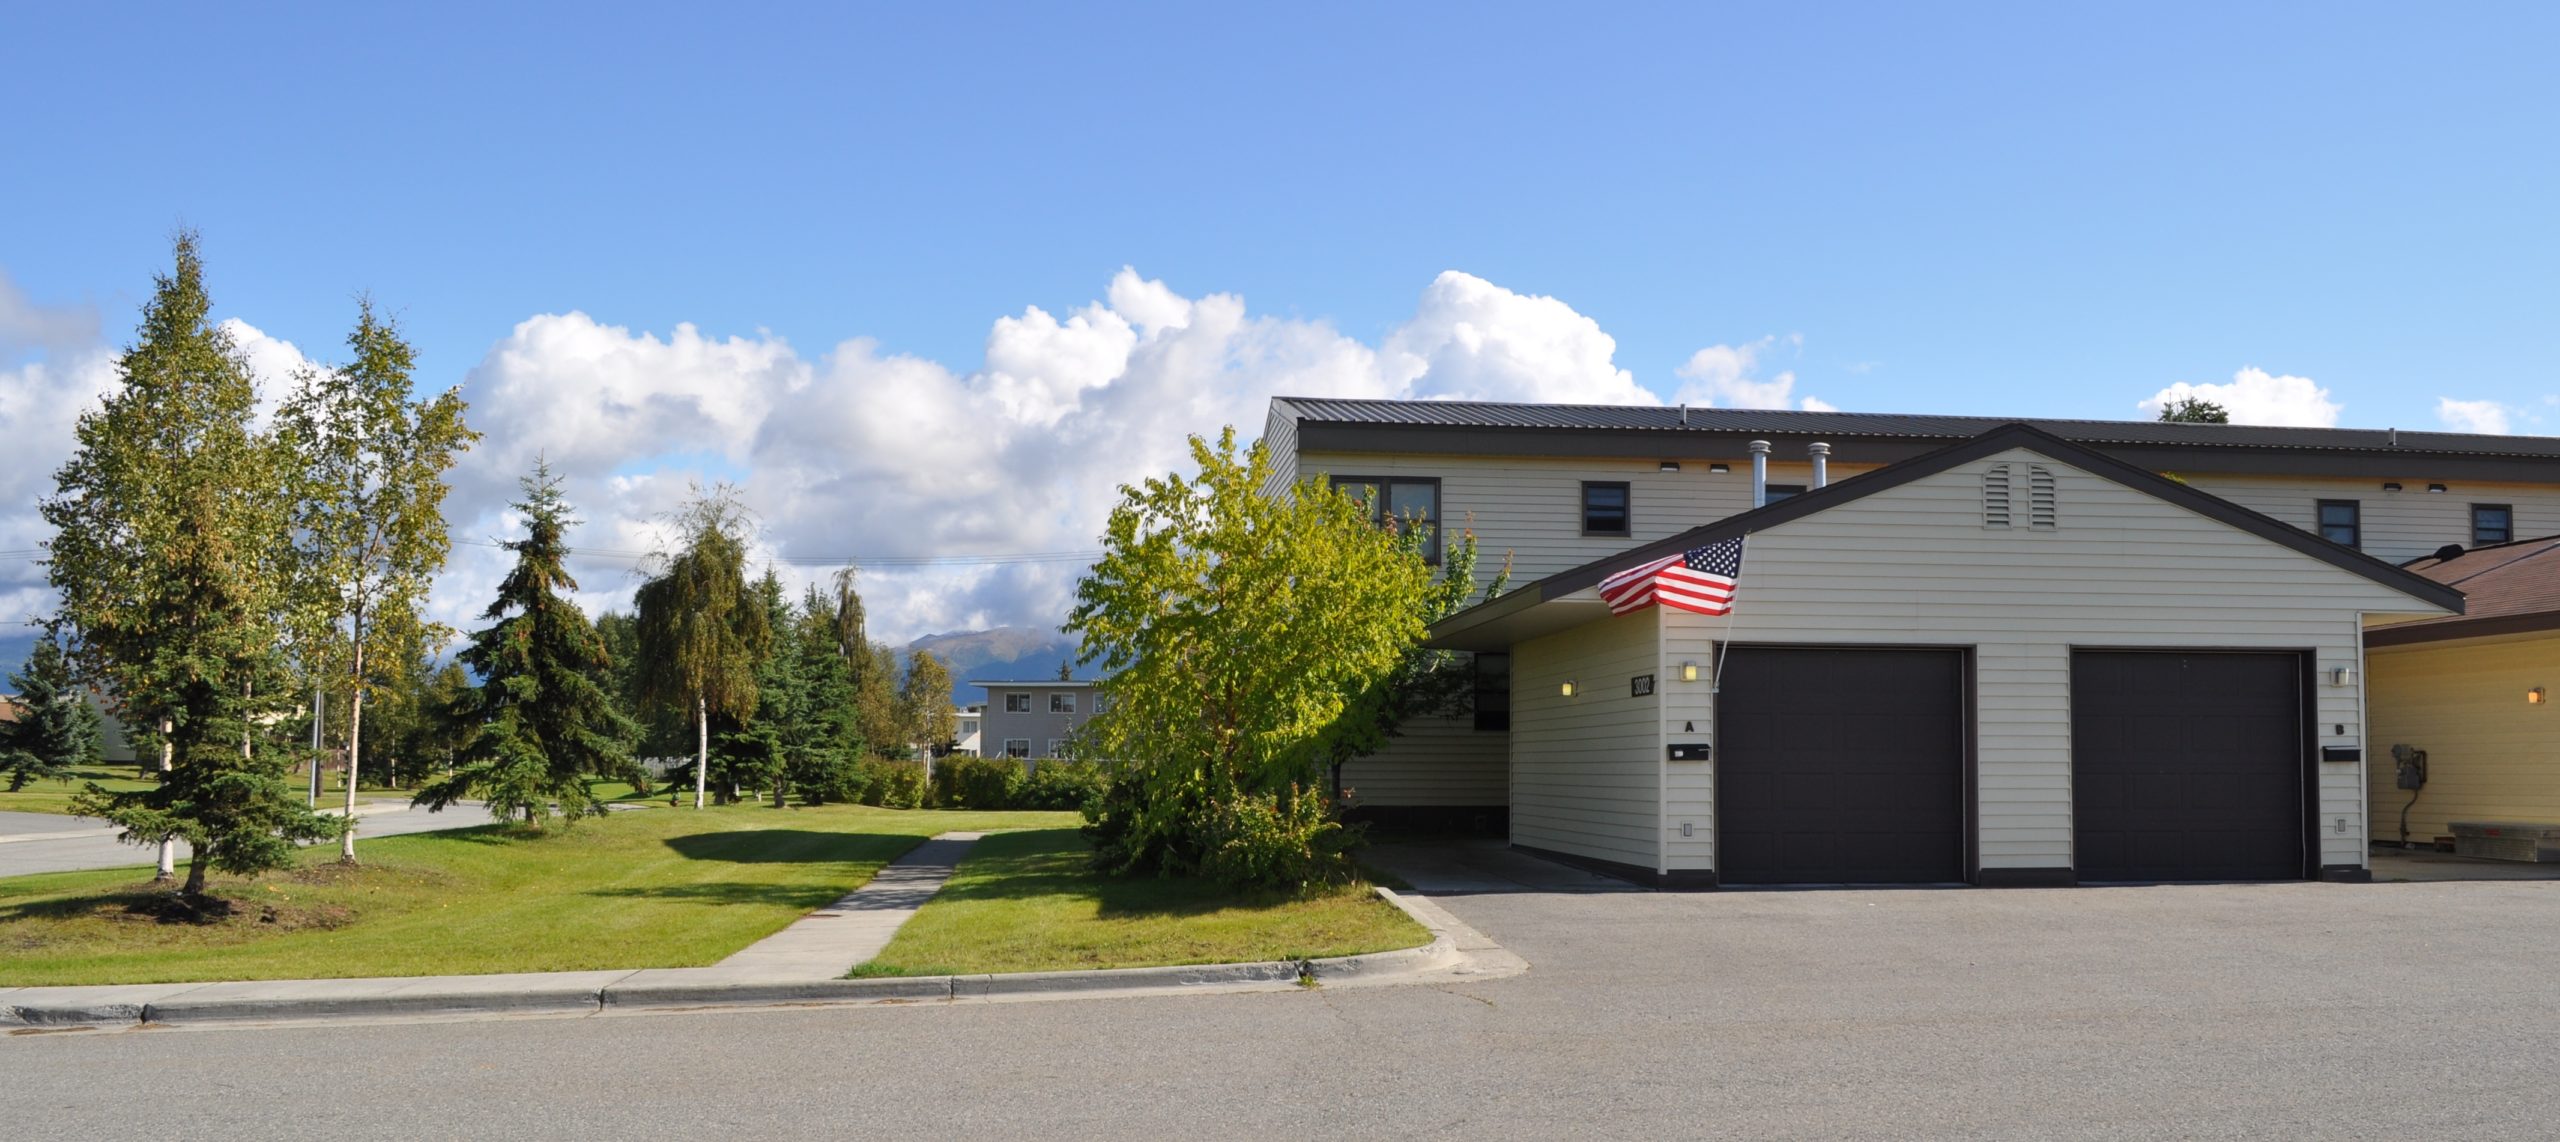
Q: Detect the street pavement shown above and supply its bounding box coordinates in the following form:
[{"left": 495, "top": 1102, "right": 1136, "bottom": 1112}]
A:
[
  {"left": 6, "top": 874, "right": 2557, "bottom": 1139},
  {"left": 0, "top": 802, "right": 508, "bottom": 878}
]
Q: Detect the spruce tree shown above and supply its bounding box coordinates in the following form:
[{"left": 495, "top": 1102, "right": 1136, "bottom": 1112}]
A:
[
  {"left": 414, "top": 462, "right": 638, "bottom": 825},
  {"left": 3, "top": 630, "right": 102, "bottom": 791},
  {"left": 45, "top": 233, "right": 333, "bottom": 890}
]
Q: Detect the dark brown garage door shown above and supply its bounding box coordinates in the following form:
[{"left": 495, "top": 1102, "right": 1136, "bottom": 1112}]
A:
[
  {"left": 2071, "top": 651, "right": 2306, "bottom": 882},
  {"left": 1717, "top": 647, "right": 1966, "bottom": 885}
]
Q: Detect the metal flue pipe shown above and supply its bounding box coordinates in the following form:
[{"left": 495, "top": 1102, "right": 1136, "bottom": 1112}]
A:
[{"left": 1749, "top": 440, "right": 1772, "bottom": 508}]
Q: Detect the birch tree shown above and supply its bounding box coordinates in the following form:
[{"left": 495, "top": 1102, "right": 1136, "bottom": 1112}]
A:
[
  {"left": 278, "top": 298, "right": 477, "bottom": 862},
  {"left": 634, "top": 487, "right": 768, "bottom": 808}
]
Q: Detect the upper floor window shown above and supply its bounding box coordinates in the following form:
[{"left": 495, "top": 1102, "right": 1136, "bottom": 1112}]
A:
[
  {"left": 2473, "top": 504, "right": 2513, "bottom": 546},
  {"left": 1763, "top": 484, "right": 1807, "bottom": 504},
  {"left": 2317, "top": 500, "right": 2361, "bottom": 548},
  {"left": 1051, "top": 693, "right": 1077, "bottom": 714},
  {"left": 1331, "top": 476, "right": 1441, "bottom": 564},
  {"left": 1004, "top": 693, "right": 1032, "bottom": 713},
  {"left": 1472, "top": 652, "right": 1511, "bottom": 732},
  {"left": 1581, "top": 482, "right": 1630, "bottom": 537}
]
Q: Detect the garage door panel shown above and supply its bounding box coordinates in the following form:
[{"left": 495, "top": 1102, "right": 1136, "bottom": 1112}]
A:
[
  {"left": 1718, "top": 647, "right": 1966, "bottom": 885},
  {"left": 2071, "top": 651, "right": 2303, "bottom": 882}
]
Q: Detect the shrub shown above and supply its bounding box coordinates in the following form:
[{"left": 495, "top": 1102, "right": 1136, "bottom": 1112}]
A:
[
  {"left": 1019, "top": 759, "right": 1107, "bottom": 811},
  {"left": 931, "top": 756, "right": 1027, "bottom": 810},
  {"left": 862, "top": 760, "right": 929, "bottom": 809},
  {"left": 1193, "top": 784, "right": 1363, "bottom": 893}
]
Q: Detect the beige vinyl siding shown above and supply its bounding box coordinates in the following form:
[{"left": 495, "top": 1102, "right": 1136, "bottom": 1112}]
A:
[
  {"left": 1339, "top": 714, "right": 1507, "bottom": 808},
  {"left": 1510, "top": 610, "right": 1662, "bottom": 870},
  {"left": 1660, "top": 446, "right": 2445, "bottom": 872},
  {"left": 2365, "top": 635, "right": 2560, "bottom": 845},
  {"left": 2179, "top": 473, "right": 2560, "bottom": 565},
  {"left": 1295, "top": 450, "right": 1881, "bottom": 588}
]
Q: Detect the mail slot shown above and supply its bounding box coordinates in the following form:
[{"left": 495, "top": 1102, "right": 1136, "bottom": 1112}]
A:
[{"left": 1668, "top": 742, "right": 1711, "bottom": 762}]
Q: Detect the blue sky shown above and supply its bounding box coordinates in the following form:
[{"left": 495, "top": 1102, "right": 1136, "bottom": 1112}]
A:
[{"left": 3, "top": 2, "right": 2556, "bottom": 641}]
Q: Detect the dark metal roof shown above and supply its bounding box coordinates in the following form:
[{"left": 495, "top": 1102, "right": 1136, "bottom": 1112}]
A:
[{"left": 1274, "top": 397, "right": 2560, "bottom": 460}]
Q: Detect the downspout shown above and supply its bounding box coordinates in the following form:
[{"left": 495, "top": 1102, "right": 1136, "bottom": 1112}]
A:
[
  {"left": 1657, "top": 604, "right": 1670, "bottom": 884},
  {"left": 1749, "top": 440, "right": 1771, "bottom": 508},
  {"left": 1809, "top": 442, "right": 1831, "bottom": 488}
]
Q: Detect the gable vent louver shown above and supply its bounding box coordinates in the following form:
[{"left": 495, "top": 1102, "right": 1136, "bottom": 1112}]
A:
[
  {"left": 1983, "top": 464, "right": 2014, "bottom": 528},
  {"left": 2027, "top": 465, "right": 2058, "bottom": 528}
]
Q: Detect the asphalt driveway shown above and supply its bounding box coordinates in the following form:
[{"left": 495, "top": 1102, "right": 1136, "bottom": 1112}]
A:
[{"left": 7, "top": 867, "right": 2557, "bottom": 1138}]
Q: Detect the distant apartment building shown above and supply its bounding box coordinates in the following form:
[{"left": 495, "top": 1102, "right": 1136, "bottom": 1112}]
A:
[
  {"left": 970, "top": 680, "right": 1099, "bottom": 759},
  {"left": 953, "top": 704, "right": 983, "bottom": 758}
]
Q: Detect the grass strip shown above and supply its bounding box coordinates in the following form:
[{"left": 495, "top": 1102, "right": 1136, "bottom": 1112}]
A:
[{"left": 858, "top": 827, "right": 1428, "bottom": 977}]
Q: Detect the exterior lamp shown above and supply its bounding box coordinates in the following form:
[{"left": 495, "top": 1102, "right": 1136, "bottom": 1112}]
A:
[
  {"left": 1560, "top": 680, "right": 1577, "bottom": 698},
  {"left": 1681, "top": 661, "right": 1699, "bottom": 682},
  {"left": 2532, "top": 688, "right": 2547, "bottom": 705}
]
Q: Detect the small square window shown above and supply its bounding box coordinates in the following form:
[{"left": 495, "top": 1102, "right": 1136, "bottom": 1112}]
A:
[
  {"left": 2473, "top": 504, "right": 2513, "bottom": 546},
  {"left": 2317, "top": 500, "right": 2361, "bottom": 549},
  {"left": 1051, "top": 693, "right": 1077, "bottom": 714},
  {"left": 1330, "top": 476, "right": 1442, "bottom": 564},
  {"left": 1581, "top": 482, "right": 1630, "bottom": 536},
  {"left": 1005, "top": 693, "right": 1032, "bottom": 713}
]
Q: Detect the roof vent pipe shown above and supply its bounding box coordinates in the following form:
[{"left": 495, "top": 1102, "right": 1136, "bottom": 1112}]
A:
[
  {"left": 1749, "top": 440, "right": 1772, "bottom": 508},
  {"left": 1679, "top": 402, "right": 1688, "bottom": 426},
  {"left": 1809, "top": 442, "right": 1831, "bottom": 489}
]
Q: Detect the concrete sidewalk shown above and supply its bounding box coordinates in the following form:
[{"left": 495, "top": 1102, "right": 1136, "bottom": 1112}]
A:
[{"left": 0, "top": 830, "right": 1510, "bottom": 1030}]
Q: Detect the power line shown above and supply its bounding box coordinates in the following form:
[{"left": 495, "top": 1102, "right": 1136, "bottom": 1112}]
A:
[{"left": 454, "top": 537, "right": 1100, "bottom": 568}]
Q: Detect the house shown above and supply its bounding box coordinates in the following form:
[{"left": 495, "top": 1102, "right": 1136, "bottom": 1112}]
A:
[
  {"left": 953, "top": 704, "right": 984, "bottom": 758},
  {"left": 970, "top": 679, "right": 1099, "bottom": 760},
  {"left": 1263, "top": 397, "right": 2560, "bottom": 842},
  {"left": 1423, "top": 422, "right": 2462, "bottom": 886},
  {"left": 2363, "top": 536, "right": 2560, "bottom": 854}
]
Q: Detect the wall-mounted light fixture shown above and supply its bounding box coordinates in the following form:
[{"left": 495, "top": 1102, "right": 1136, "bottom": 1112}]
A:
[
  {"left": 1708, "top": 463, "right": 1731, "bottom": 474},
  {"left": 2382, "top": 481, "right": 2403, "bottom": 492},
  {"left": 1681, "top": 661, "right": 1699, "bottom": 683},
  {"left": 2327, "top": 666, "right": 2357, "bottom": 687},
  {"left": 2531, "top": 687, "right": 2547, "bottom": 705},
  {"left": 1560, "top": 680, "right": 1577, "bottom": 698},
  {"left": 2428, "top": 483, "right": 2448, "bottom": 493},
  {"left": 1658, "top": 460, "right": 1681, "bottom": 472}
]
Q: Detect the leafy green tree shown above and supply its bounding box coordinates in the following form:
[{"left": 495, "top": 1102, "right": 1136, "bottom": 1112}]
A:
[
  {"left": 855, "top": 642, "right": 906, "bottom": 758},
  {"left": 1325, "top": 520, "right": 1506, "bottom": 792},
  {"left": 43, "top": 233, "right": 333, "bottom": 889},
  {"left": 389, "top": 659, "right": 479, "bottom": 786},
  {"left": 3, "top": 629, "right": 102, "bottom": 791},
  {"left": 900, "top": 650, "right": 956, "bottom": 755},
  {"left": 1067, "top": 428, "right": 1437, "bottom": 887},
  {"left": 414, "top": 463, "right": 640, "bottom": 825},
  {"left": 634, "top": 486, "right": 769, "bottom": 808},
  {"left": 278, "top": 299, "right": 477, "bottom": 860},
  {"left": 2158, "top": 396, "right": 2230, "bottom": 423}
]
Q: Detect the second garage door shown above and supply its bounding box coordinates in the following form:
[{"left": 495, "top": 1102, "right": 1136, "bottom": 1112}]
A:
[
  {"left": 2071, "top": 651, "right": 2306, "bottom": 882},
  {"left": 1716, "top": 647, "right": 1966, "bottom": 885}
]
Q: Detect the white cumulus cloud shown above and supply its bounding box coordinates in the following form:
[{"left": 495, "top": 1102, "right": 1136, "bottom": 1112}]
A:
[
  {"left": 1669, "top": 334, "right": 1830, "bottom": 411},
  {"left": 2138, "top": 367, "right": 2341, "bottom": 427},
  {"left": 2435, "top": 397, "right": 2513, "bottom": 435}
]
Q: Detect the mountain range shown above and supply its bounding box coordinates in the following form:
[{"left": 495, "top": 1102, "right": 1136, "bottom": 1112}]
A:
[{"left": 902, "top": 626, "right": 1084, "bottom": 707}]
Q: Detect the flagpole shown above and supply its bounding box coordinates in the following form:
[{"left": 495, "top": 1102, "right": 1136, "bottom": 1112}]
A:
[{"left": 1710, "top": 532, "right": 1753, "bottom": 694}]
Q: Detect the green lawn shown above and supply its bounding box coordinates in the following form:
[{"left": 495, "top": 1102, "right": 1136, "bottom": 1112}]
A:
[
  {"left": 0, "top": 803, "right": 1075, "bottom": 986},
  {"left": 0, "top": 763, "right": 405, "bottom": 817},
  {"left": 859, "top": 828, "right": 1428, "bottom": 977}
]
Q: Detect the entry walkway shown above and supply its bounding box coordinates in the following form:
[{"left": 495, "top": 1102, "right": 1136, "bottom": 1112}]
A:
[{"left": 682, "top": 831, "right": 982, "bottom": 980}]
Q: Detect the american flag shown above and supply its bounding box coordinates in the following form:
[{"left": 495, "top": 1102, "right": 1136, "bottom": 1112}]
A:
[{"left": 1596, "top": 536, "right": 1745, "bottom": 616}]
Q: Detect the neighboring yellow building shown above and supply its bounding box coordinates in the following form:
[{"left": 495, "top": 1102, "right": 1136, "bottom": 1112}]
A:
[{"left": 2366, "top": 537, "right": 2560, "bottom": 850}]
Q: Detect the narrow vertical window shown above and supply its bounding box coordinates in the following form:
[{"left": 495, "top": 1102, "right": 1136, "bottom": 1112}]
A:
[
  {"left": 2473, "top": 504, "right": 2513, "bottom": 546},
  {"left": 1581, "top": 482, "right": 1631, "bottom": 536},
  {"left": 2317, "top": 500, "right": 2361, "bottom": 548},
  {"left": 1473, "top": 652, "right": 1512, "bottom": 732}
]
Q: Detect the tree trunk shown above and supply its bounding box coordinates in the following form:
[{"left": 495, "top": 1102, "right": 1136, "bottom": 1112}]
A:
[
  {"left": 693, "top": 695, "right": 708, "bottom": 810},
  {"left": 340, "top": 646, "right": 364, "bottom": 863},
  {"left": 182, "top": 849, "right": 208, "bottom": 897},
  {"left": 155, "top": 723, "right": 175, "bottom": 882}
]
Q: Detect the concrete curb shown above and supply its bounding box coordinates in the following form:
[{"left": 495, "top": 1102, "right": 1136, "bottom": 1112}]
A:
[{"left": 2, "top": 885, "right": 1520, "bottom": 1031}]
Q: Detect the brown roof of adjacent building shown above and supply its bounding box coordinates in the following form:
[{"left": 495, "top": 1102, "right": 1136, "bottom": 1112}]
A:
[{"left": 2368, "top": 536, "right": 2560, "bottom": 646}]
